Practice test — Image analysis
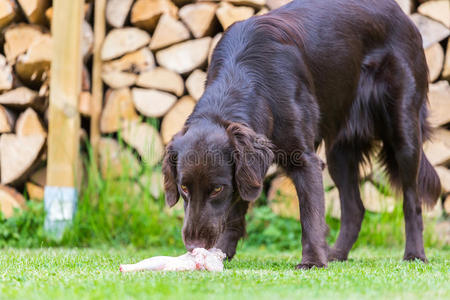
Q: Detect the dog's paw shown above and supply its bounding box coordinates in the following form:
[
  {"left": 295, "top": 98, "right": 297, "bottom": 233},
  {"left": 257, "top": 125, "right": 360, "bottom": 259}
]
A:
[
  {"left": 403, "top": 253, "right": 428, "bottom": 263},
  {"left": 327, "top": 246, "right": 350, "bottom": 262},
  {"left": 327, "top": 251, "right": 348, "bottom": 262},
  {"left": 295, "top": 262, "right": 327, "bottom": 270}
]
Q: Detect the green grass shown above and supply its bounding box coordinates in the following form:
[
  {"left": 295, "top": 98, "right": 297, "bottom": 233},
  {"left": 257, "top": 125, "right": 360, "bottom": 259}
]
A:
[{"left": 0, "top": 247, "right": 448, "bottom": 300}]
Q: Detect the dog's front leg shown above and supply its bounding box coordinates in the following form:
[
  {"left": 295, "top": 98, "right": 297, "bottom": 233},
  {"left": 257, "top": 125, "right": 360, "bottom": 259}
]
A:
[
  {"left": 215, "top": 229, "right": 242, "bottom": 260},
  {"left": 289, "top": 152, "right": 328, "bottom": 269},
  {"left": 215, "top": 200, "right": 248, "bottom": 260}
]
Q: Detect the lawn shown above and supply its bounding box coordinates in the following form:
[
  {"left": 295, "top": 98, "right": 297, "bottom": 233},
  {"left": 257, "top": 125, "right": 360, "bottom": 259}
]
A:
[{"left": 0, "top": 247, "right": 449, "bottom": 300}]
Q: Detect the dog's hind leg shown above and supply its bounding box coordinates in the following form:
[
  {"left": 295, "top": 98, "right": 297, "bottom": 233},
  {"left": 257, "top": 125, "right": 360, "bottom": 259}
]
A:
[
  {"left": 376, "top": 53, "right": 440, "bottom": 262},
  {"left": 380, "top": 106, "right": 440, "bottom": 262},
  {"left": 326, "top": 143, "right": 365, "bottom": 261},
  {"left": 381, "top": 128, "right": 427, "bottom": 261}
]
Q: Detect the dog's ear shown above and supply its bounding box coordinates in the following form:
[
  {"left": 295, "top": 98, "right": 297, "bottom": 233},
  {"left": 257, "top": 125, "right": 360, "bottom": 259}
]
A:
[
  {"left": 227, "top": 123, "right": 274, "bottom": 202},
  {"left": 162, "top": 140, "right": 180, "bottom": 207}
]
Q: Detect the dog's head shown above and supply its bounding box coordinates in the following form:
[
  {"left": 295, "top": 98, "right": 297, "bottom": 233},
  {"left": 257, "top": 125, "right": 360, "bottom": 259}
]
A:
[{"left": 162, "top": 121, "right": 273, "bottom": 253}]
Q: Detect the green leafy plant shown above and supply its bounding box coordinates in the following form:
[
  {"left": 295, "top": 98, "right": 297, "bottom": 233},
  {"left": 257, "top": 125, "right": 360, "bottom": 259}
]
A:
[{"left": 0, "top": 201, "right": 52, "bottom": 248}]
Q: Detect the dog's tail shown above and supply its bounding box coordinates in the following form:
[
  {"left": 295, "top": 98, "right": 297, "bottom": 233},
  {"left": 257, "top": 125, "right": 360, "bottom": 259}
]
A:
[
  {"left": 382, "top": 103, "right": 441, "bottom": 207},
  {"left": 418, "top": 102, "right": 441, "bottom": 207},
  {"left": 417, "top": 108, "right": 441, "bottom": 207},
  {"left": 417, "top": 151, "right": 441, "bottom": 207}
]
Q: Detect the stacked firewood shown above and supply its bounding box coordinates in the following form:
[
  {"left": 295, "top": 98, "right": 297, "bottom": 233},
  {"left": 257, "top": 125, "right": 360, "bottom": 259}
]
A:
[
  {"left": 0, "top": 0, "right": 93, "bottom": 217},
  {"left": 0, "top": 0, "right": 449, "bottom": 223}
]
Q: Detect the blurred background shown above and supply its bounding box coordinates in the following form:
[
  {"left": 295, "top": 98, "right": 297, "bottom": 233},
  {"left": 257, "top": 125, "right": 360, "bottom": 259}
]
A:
[{"left": 0, "top": 0, "right": 448, "bottom": 252}]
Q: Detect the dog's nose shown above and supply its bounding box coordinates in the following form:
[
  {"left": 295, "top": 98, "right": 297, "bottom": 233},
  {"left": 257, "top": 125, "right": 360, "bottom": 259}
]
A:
[{"left": 185, "top": 241, "right": 206, "bottom": 252}]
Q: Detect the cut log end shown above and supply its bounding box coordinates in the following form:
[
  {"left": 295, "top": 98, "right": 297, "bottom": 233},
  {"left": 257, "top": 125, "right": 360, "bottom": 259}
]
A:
[
  {"left": 30, "top": 167, "right": 46, "bottom": 187},
  {"left": 179, "top": 3, "right": 218, "bottom": 39},
  {"left": 132, "top": 88, "right": 177, "bottom": 118},
  {"left": 137, "top": 67, "right": 184, "bottom": 97},
  {"left": 106, "top": 0, "right": 134, "bottom": 28},
  {"left": 156, "top": 37, "right": 212, "bottom": 74},
  {"left": 161, "top": 95, "right": 196, "bottom": 144},
  {"left": 417, "top": 0, "right": 450, "bottom": 28},
  {"left": 17, "top": 0, "right": 51, "bottom": 25},
  {"left": 15, "top": 33, "right": 52, "bottom": 87},
  {"left": 208, "top": 33, "right": 223, "bottom": 64},
  {"left": 425, "top": 43, "right": 444, "bottom": 82},
  {"left": 26, "top": 181, "right": 44, "bottom": 201},
  {"left": 149, "top": 14, "right": 190, "bottom": 51},
  {"left": 0, "top": 134, "right": 46, "bottom": 185},
  {"left": 0, "top": 54, "right": 13, "bottom": 91},
  {"left": 102, "top": 47, "right": 155, "bottom": 75},
  {"left": 0, "top": 105, "right": 15, "bottom": 133},
  {"left": 98, "top": 138, "right": 140, "bottom": 179},
  {"left": 131, "top": 0, "right": 178, "bottom": 32},
  {"left": 216, "top": 2, "right": 254, "bottom": 30},
  {"left": 4, "top": 23, "right": 46, "bottom": 63},
  {"left": 79, "top": 91, "right": 92, "bottom": 117},
  {"left": 101, "top": 27, "right": 151, "bottom": 61},
  {"left": 121, "top": 121, "right": 164, "bottom": 167},
  {"left": 0, "top": 0, "right": 19, "bottom": 30},
  {"left": 186, "top": 69, "right": 206, "bottom": 101},
  {"left": 102, "top": 71, "right": 137, "bottom": 89},
  {"left": 15, "top": 107, "right": 47, "bottom": 137},
  {"left": 100, "top": 88, "right": 139, "bottom": 134},
  {"left": 0, "top": 184, "right": 26, "bottom": 218},
  {"left": 0, "top": 87, "right": 38, "bottom": 108},
  {"left": 428, "top": 81, "right": 450, "bottom": 128}
]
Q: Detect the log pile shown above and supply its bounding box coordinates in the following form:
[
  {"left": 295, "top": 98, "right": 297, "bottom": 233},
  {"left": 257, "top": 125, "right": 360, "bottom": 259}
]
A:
[
  {"left": 0, "top": 0, "right": 88, "bottom": 215},
  {"left": 0, "top": 0, "right": 449, "bottom": 223}
]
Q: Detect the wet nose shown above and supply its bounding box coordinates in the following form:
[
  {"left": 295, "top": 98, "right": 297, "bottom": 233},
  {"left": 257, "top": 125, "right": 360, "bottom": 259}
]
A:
[{"left": 185, "top": 240, "right": 206, "bottom": 252}]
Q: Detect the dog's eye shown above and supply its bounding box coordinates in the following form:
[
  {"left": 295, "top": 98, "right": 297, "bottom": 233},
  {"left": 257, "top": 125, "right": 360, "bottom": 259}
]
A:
[
  {"left": 180, "top": 185, "right": 189, "bottom": 194},
  {"left": 211, "top": 186, "right": 223, "bottom": 196}
]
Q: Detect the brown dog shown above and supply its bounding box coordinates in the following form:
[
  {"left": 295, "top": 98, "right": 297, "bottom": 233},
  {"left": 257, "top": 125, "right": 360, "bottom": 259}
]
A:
[{"left": 162, "top": 0, "right": 441, "bottom": 268}]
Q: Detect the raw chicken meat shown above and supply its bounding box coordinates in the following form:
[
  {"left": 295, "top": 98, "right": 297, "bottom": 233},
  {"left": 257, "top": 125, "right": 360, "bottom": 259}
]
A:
[{"left": 119, "top": 248, "right": 226, "bottom": 272}]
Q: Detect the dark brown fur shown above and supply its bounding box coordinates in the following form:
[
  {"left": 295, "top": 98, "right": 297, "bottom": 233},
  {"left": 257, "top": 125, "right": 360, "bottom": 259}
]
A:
[{"left": 162, "top": 0, "right": 441, "bottom": 268}]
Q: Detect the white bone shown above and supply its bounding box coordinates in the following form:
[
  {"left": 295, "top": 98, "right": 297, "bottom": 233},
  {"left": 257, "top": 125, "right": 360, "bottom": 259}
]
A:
[{"left": 119, "top": 248, "right": 226, "bottom": 272}]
